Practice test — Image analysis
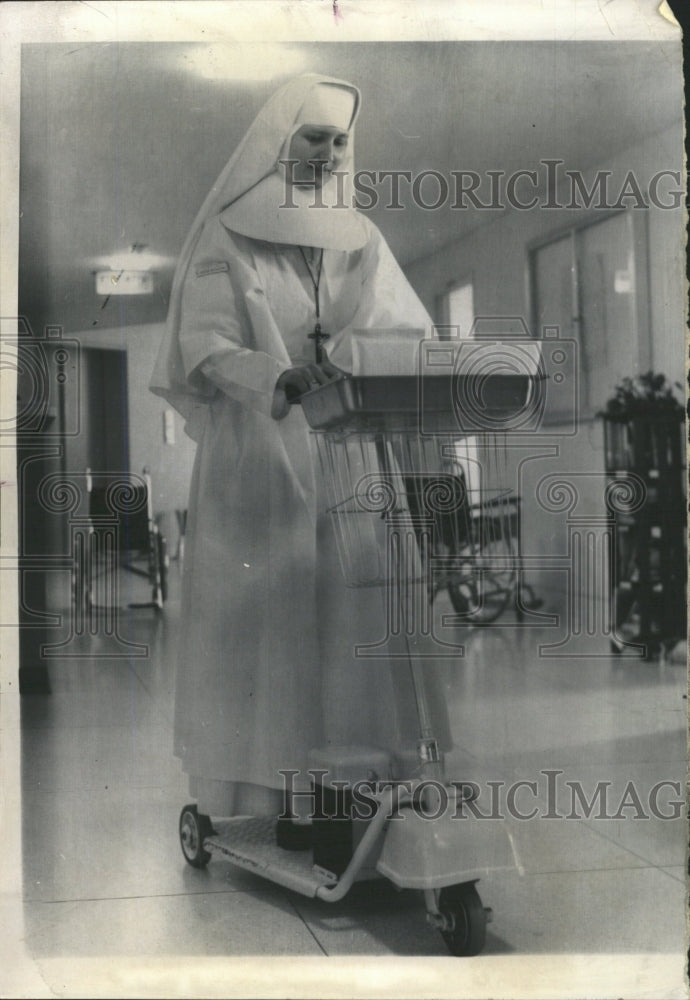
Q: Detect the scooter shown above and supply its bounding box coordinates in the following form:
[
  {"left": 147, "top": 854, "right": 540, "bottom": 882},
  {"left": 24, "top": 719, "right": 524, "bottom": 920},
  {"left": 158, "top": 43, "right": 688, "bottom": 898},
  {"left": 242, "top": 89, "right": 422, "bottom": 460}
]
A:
[
  {"left": 178, "top": 372, "right": 529, "bottom": 955},
  {"left": 179, "top": 746, "right": 517, "bottom": 956}
]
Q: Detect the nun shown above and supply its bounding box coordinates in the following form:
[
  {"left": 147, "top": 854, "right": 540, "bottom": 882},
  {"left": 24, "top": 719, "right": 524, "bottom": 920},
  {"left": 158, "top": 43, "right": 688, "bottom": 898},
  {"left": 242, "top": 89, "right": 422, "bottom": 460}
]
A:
[{"left": 151, "top": 73, "right": 450, "bottom": 830}]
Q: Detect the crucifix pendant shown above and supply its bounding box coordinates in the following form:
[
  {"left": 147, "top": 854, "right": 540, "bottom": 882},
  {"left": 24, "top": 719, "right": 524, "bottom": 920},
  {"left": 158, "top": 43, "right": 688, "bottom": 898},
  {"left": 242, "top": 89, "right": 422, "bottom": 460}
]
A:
[{"left": 308, "top": 322, "right": 330, "bottom": 364}]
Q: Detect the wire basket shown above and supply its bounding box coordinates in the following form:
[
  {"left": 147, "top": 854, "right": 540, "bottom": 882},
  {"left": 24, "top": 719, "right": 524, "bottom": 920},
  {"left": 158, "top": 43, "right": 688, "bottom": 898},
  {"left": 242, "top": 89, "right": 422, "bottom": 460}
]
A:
[
  {"left": 303, "top": 376, "right": 530, "bottom": 591},
  {"left": 303, "top": 374, "right": 537, "bottom": 772},
  {"left": 315, "top": 426, "right": 520, "bottom": 593}
]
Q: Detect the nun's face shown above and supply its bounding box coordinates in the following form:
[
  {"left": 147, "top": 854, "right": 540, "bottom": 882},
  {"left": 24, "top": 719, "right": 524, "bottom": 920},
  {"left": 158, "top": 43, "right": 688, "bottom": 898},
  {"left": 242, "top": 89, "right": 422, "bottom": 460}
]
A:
[{"left": 287, "top": 125, "right": 349, "bottom": 187}]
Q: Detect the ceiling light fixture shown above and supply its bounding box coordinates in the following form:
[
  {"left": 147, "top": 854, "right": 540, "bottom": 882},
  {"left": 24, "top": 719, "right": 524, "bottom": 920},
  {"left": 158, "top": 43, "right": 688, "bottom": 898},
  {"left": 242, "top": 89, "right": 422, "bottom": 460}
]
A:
[
  {"left": 92, "top": 244, "right": 167, "bottom": 296},
  {"left": 95, "top": 270, "right": 154, "bottom": 296},
  {"left": 87, "top": 244, "right": 177, "bottom": 273}
]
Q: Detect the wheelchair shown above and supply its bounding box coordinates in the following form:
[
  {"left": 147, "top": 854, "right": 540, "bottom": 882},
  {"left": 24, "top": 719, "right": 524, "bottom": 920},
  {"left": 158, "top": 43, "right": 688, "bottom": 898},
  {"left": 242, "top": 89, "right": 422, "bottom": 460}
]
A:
[
  {"left": 404, "top": 467, "right": 539, "bottom": 624},
  {"left": 76, "top": 469, "right": 168, "bottom": 613}
]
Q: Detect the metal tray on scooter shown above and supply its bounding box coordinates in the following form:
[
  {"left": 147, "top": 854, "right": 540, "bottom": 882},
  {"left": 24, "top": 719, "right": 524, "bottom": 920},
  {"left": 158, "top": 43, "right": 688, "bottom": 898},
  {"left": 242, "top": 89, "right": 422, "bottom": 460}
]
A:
[{"left": 299, "top": 374, "right": 538, "bottom": 432}]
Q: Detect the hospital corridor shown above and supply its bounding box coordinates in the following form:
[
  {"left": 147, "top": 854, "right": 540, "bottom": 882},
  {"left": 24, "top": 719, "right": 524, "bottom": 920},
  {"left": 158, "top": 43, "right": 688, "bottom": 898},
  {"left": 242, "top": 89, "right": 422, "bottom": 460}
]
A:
[
  {"left": 5, "top": 24, "right": 688, "bottom": 998},
  {"left": 16, "top": 573, "right": 687, "bottom": 957}
]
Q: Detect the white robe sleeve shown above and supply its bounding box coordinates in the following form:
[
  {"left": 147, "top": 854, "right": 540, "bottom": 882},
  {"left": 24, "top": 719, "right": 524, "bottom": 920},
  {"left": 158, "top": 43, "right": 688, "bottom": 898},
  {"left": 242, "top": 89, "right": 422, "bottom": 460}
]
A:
[
  {"left": 178, "top": 219, "right": 291, "bottom": 418},
  {"left": 324, "top": 220, "right": 432, "bottom": 373},
  {"left": 362, "top": 225, "right": 431, "bottom": 332},
  {"left": 354, "top": 221, "right": 432, "bottom": 331}
]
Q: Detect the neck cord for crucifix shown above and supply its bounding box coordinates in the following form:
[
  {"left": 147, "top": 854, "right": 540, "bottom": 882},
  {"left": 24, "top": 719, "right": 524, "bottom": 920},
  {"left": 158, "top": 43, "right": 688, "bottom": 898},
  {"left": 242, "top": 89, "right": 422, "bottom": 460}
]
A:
[{"left": 298, "top": 246, "right": 330, "bottom": 363}]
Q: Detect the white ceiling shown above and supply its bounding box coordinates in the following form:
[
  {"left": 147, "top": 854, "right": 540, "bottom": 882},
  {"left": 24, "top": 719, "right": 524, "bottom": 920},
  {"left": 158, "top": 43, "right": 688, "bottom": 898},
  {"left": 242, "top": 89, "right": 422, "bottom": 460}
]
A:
[{"left": 18, "top": 40, "right": 682, "bottom": 334}]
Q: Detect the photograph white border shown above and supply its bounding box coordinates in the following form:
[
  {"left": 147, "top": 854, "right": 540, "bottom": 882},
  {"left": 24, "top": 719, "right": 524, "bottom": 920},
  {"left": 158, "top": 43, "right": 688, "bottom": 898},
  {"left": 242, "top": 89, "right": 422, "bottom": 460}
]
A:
[{"left": 0, "top": 3, "right": 685, "bottom": 998}]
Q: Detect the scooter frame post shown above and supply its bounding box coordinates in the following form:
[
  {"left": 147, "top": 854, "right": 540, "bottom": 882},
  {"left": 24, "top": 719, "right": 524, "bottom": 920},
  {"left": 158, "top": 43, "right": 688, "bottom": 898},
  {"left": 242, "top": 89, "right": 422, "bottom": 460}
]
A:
[{"left": 315, "top": 783, "right": 400, "bottom": 902}]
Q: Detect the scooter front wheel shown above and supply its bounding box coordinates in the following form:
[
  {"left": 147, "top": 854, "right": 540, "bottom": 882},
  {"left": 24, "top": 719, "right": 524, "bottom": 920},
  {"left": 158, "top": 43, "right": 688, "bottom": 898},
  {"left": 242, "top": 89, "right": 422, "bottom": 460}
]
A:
[
  {"left": 438, "top": 882, "right": 487, "bottom": 956},
  {"left": 179, "top": 804, "right": 213, "bottom": 868}
]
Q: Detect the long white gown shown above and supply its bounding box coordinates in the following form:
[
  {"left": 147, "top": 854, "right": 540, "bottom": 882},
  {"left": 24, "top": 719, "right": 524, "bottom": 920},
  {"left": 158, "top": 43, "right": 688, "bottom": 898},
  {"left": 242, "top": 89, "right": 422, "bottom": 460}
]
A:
[{"left": 172, "top": 209, "right": 452, "bottom": 816}]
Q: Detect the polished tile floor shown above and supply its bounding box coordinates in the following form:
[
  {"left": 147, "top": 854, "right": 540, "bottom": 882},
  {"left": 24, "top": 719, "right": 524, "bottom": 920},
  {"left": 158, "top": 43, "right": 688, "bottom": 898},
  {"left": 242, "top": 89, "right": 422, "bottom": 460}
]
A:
[{"left": 14, "top": 565, "right": 688, "bottom": 985}]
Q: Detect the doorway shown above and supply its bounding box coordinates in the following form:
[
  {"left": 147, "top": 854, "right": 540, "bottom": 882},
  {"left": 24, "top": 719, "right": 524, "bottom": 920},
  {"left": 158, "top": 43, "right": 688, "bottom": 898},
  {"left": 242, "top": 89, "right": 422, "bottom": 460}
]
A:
[
  {"left": 529, "top": 208, "right": 651, "bottom": 419},
  {"left": 82, "top": 347, "right": 130, "bottom": 476}
]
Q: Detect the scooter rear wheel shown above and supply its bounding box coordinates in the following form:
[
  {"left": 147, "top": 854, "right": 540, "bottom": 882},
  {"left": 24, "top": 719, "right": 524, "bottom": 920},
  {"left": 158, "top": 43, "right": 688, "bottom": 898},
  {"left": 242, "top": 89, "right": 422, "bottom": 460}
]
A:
[
  {"left": 179, "top": 804, "right": 213, "bottom": 868},
  {"left": 438, "top": 882, "right": 487, "bottom": 956}
]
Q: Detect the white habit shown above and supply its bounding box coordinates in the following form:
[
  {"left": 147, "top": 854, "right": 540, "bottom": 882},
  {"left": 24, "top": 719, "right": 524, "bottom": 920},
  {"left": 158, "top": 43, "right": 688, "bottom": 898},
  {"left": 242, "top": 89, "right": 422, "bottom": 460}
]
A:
[{"left": 151, "top": 75, "right": 451, "bottom": 816}]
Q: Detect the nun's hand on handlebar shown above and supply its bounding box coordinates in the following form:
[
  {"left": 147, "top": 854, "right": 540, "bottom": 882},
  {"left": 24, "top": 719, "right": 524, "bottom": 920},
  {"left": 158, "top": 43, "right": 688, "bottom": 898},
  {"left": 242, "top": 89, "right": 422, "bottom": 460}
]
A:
[{"left": 276, "top": 361, "right": 346, "bottom": 401}]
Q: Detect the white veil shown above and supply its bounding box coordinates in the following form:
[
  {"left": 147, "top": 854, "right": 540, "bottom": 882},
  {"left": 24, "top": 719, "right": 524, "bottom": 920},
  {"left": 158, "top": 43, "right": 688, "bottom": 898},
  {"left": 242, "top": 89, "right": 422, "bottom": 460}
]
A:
[{"left": 150, "top": 74, "right": 365, "bottom": 425}]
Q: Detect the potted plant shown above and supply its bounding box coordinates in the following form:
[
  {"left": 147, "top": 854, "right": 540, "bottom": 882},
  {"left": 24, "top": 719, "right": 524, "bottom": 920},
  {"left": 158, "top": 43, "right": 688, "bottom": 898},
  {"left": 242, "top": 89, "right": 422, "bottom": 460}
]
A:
[
  {"left": 600, "top": 371, "right": 685, "bottom": 472},
  {"left": 600, "top": 371, "right": 684, "bottom": 420}
]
